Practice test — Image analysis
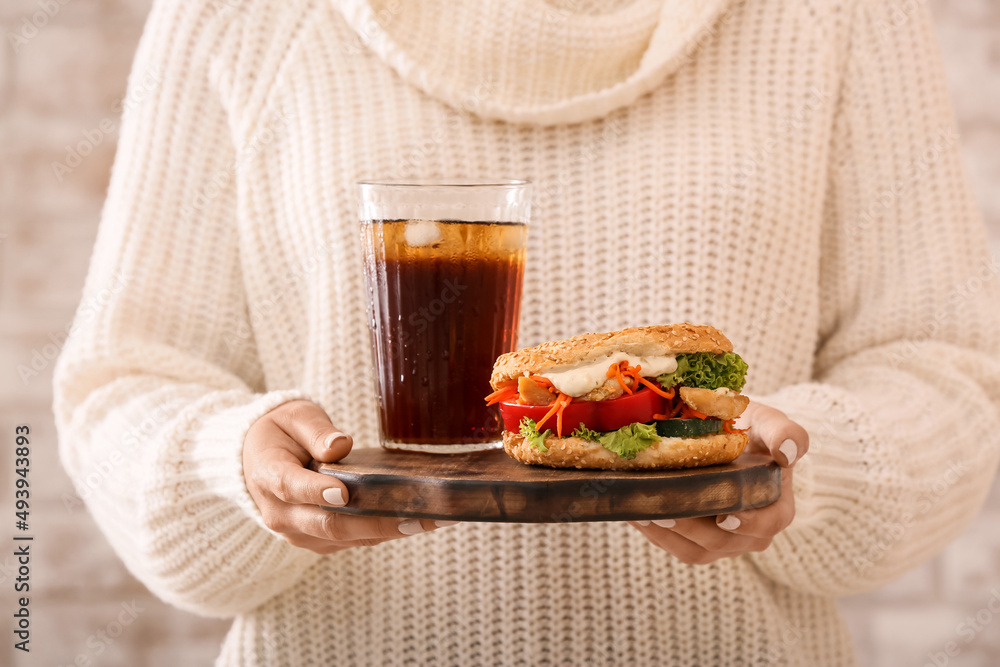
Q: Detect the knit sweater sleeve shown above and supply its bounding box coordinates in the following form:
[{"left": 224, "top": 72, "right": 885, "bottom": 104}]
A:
[
  {"left": 52, "top": 0, "right": 321, "bottom": 617},
  {"left": 746, "top": 0, "right": 1000, "bottom": 596}
]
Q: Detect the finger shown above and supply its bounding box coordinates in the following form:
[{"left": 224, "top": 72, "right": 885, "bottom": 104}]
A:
[
  {"left": 715, "top": 467, "right": 795, "bottom": 538},
  {"left": 280, "top": 532, "right": 368, "bottom": 554},
  {"left": 255, "top": 447, "right": 351, "bottom": 507},
  {"left": 740, "top": 403, "right": 809, "bottom": 468},
  {"left": 285, "top": 505, "right": 446, "bottom": 542},
  {"left": 284, "top": 524, "right": 459, "bottom": 553},
  {"left": 629, "top": 521, "right": 726, "bottom": 565},
  {"left": 271, "top": 400, "right": 354, "bottom": 463},
  {"left": 661, "top": 516, "right": 761, "bottom": 553}
]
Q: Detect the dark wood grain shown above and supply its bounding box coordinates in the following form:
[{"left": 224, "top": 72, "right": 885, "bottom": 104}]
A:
[{"left": 312, "top": 449, "right": 781, "bottom": 523}]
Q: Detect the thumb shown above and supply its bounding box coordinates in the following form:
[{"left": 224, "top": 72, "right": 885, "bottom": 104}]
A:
[
  {"left": 271, "top": 400, "right": 355, "bottom": 463},
  {"left": 736, "top": 401, "right": 809, "bottom": 468}
]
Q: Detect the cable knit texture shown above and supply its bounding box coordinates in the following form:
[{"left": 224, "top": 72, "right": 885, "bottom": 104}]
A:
[{"left": 52, "top": 0, "right": 1000, "bottom": 665}]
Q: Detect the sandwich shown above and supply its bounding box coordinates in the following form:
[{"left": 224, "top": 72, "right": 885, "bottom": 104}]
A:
[{"left": 485, "top": 324, "right": 751, "bottom": 470}]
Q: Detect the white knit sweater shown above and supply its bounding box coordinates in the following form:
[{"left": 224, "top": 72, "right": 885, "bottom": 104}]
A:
[{"left": 53, "top": 0, "right": 1000, "bottom": 664}]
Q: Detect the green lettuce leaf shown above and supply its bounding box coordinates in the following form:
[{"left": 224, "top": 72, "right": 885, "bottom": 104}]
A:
[
  {"left": 657, "top": 352, "right": 748, "bottom": 391},
  {"left": 570, "top": 423, "right": 601, "bottom": 442},
  {"left": 597, "top": 422, "right": 661, "bottom": 460},
  {"left": 519, "top": 417, "right": 551, "bottom": 452}
]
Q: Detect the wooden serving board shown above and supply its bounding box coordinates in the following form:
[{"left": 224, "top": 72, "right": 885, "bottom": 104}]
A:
[{"left": 312, "top": 449, "right": 780, "bottom": 523}]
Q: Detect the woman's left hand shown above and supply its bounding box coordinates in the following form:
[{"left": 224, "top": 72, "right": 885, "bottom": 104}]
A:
[{"left": 629, "top": 401, "right": 808, "bottom": 564}]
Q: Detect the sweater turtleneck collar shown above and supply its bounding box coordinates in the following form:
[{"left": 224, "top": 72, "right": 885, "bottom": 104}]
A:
[{"left": 331, "top": 0, "right": 734, "bottom": 125}]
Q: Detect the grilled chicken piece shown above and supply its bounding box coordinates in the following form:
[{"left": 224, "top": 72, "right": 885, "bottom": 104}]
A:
[
  {"left": 679, "top": 386, "right": 749, "bottom": 420},
  {"left": 518, "top": 376, "right": 556, "bottom": 405},
  {"left": 580, "top": 376, "right": 633, "bottom": 402}
]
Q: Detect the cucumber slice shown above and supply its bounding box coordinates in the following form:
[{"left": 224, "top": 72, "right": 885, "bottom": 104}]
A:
[{"left": 655, "top": 418, "right": 723, "bottom": 438}]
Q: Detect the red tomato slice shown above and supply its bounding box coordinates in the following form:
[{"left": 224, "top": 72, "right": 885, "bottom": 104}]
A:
[{"left": 499, "top": 387, "right": 669, "bottom": 435}]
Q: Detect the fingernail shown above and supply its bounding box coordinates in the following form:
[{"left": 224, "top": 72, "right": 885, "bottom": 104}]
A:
[
  {"left": 779, "top": 439, "right": 798, "bottom": 466},
  {"left": 635, "top": 520, "right": 650, "bottom": 526},
  {"left": 434, "top": 520, "right": 459, "bottom": 528},
  {"left": 717, "top": 515, "right": 741, "bottom": 531},
  {"left": 322, "top": 487, "right": 346, "bottom": 507},
  {"left": 325, "top": 432, "right": 349, "bottom": 449},
  {"left": 652, "top": 519, "right": 676, "bottom": 528},
  {"left": 398, "top": 519, "right": 425, "bottom": 535}
]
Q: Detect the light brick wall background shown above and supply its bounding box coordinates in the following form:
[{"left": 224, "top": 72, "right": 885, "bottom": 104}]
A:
[{"left": 0, "top": 1, "right": 997, "bottom": 665}]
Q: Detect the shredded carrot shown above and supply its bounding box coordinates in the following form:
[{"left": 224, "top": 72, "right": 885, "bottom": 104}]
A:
[
  {"left": 629, "top": 364, "right": 644, "bottom": 392},
  {"left": 680, "top": 404, "right": 710, "bottom": 420},
  {"left": 608, "top": 361, "right": 633, "bottom": 395},
  {"left": 668, "top": 400, "right": 685, "bottom": 418},
  {"left": 485, "top": 382, "right": 519, "bottom": 406},
  {"left": 723, "top": 420, "right": 748, "bottom": 434},
  {"left": 491, "top": 375, "right": 556, "bottom": 406},
  {"left": 652, "top": 413, "right": 669, "bottom": 421},
  {"left": 535, "top": 400, "right": 561, "bottom": 430},
  {"left": 537, "top": 392, "right": 572, "bottom": 436},
  {"left": 636, "top": 376, "right": 675, "bottom": 399},
  {"left": 556, "top": 394, "right": 569, "bottom": 436},
  {"left": 558, "top": 394, "right": 572, "bottom": 436},
  {"left": 611, "top": 362, "right": 675, "bottom": 400}
]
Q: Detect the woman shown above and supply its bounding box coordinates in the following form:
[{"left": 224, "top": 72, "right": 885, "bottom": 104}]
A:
[{"left": 54, "top": 0, "right": 1000, "bottom": 664}]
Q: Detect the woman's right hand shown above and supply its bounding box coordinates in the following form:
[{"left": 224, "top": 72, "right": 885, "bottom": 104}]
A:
[{"left": 243, "top": 400, "right": 454, "bottom": 554}]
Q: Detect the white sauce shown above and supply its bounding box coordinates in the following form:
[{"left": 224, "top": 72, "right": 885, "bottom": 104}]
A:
[{"left": 540, "top": 352, "right": 678, "bottom": 398}]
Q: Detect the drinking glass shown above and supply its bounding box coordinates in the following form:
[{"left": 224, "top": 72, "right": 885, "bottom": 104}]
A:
[{"left": 358, "top": 179, "right": 531, "bottom": 453}]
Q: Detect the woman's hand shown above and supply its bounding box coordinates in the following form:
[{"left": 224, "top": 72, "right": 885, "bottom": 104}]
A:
[
  {"left": 629, "top": 401, "right": 808, "bottom": 564},
  {"left": 243, "top": 400, "right": 453, "bottom": 554}
]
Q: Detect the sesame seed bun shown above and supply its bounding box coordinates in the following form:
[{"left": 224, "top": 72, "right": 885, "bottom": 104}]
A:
[
  {"left": 490, "top": 323, "right": 732, "bottom": 389},
  {"left": 502, "top": 430, "right": 749, "bottom": 470}
]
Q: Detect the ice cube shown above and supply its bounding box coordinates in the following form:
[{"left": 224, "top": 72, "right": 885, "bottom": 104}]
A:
[{"left": 404, "top": 220, "right": 443, "bottom": 247}]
